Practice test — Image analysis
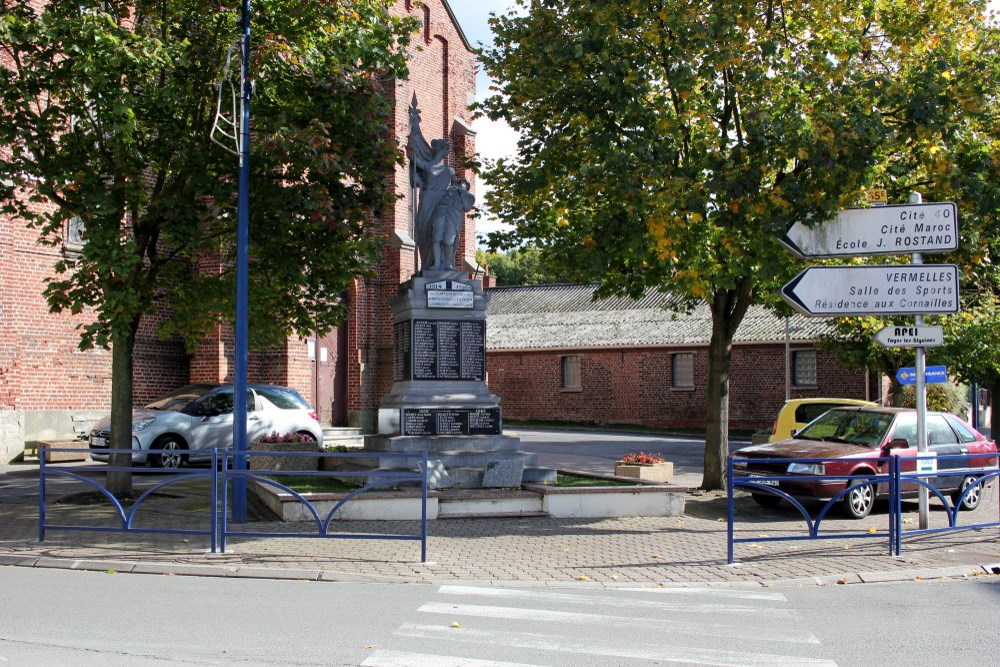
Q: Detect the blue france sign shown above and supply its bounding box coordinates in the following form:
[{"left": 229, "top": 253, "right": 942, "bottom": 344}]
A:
[{"left": 896, "top": 366, "right": 948, "bottom": 385}]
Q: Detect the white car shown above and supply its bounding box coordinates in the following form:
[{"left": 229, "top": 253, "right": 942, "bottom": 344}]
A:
[{"left": 89, "top": 384, "right": 324, "bottom": 468}]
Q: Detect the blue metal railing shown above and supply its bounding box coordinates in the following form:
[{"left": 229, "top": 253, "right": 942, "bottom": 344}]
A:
[
  {"left": 220, "top": 450, "right": 429, "bottom": 562},
  {"left": 38, "top": 447, "right": 431, "bottom": 562},
  {"left": 727, "top": 455, "right": 897, "bottom": 564},
  {"left": 39, "top": 446, "right": 220, "bottom": 552},
  {"left": 893, "top": 451, "right": 1000, "bottom": 555},
  {"left": 728, "top": 451, "right": 1000, "bottom": 563}
]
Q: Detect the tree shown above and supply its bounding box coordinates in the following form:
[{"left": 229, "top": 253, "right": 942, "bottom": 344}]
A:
[
  {"left": 820, "top": 38, "right": 1000, "bottom": 420},
  {"left": 0, "top": 0, "right": 414, "bottom": 493},
  {"left": 479, "top": 0, "right": 998, "bottom": 489},
  {"left": 476, "top": 247, "right": 576, "bottom": 285}
]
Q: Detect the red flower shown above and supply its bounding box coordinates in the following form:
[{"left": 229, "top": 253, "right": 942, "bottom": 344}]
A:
[{"left": 618, "top": 451, "right": 666, "bottom": 465}]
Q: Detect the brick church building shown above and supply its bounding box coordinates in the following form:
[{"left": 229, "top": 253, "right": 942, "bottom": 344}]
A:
[{"left": 0, "top": 0, "right": 478, "bottom": 461}]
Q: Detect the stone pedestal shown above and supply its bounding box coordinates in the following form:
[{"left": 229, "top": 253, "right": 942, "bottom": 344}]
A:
[{"left": 363, "top": 270, "right": 555, "bottom": 488}]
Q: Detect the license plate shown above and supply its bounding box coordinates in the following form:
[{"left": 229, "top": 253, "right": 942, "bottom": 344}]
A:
[
  {"left": 749, "top": 473, "right": 778, "bottom": 487},
  {"left": 91, "top": 437, "right": 107, "bottom": 448}
]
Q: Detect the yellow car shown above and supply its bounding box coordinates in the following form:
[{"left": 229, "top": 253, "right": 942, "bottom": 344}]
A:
[{"left": 768, "top": 398, "right": 877, "bottom": 443}]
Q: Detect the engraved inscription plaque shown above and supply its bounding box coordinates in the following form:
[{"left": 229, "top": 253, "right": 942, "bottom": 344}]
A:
[
  {"left": 401, "top": 407, "right": 502, "bottom": 436},
  {"left": 436, "top": 321, "right": 461, "bottom": 379},
  {"left": 407, "top": 319, "right": 486, "bottom": 381},
  {"left": 412, "top": 320, "right": 436, "bottom": 379},
  {"left": 393, "top": 321, "right": 412, "bottom": 382}
]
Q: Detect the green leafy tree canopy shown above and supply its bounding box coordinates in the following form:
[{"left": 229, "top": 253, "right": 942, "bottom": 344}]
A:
[{"left": 479, "top": 0, "right": 998, "bottom": 488}]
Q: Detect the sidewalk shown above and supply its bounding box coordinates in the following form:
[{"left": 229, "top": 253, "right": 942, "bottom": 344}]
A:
[{"left": 1, "top": 461, "right": 998, "bottom": 588}]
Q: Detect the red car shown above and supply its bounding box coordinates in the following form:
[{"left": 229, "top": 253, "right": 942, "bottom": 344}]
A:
[{"left": 733, "top": 406, "right": 998, "bottom": 518}]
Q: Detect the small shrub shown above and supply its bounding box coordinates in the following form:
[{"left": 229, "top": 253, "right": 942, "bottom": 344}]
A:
[{"left": 256, "top": 431, "right": 315, "bottom": 444}]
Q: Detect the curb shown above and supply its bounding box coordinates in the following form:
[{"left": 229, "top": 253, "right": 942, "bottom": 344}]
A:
[{"left": 2, "top": 553, "right": 997, "bottom": 588}]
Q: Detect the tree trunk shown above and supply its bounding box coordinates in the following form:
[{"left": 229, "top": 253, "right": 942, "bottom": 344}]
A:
[
  {"left": 890, "top": 380, "right": 906, "bottom": 406},
  {"left": 107, "top": 322, "right": 139, "bottom": 496},
  {"left": 701, "top": 280, "right": 754, "bottom": 491}
]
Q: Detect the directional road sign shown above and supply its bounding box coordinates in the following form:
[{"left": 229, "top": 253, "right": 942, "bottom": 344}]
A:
[
  {"left": 896, "top": 366, "right": 948, "bottom": 385},
  {"left": 781, "top": 265, "right": 959, "bottom": 316},
  {"left": 780, "top": 202, "right": 958, "bottom": 258},
  {"left": 875, "top": 325, "right": 944, "bottom": 348}
]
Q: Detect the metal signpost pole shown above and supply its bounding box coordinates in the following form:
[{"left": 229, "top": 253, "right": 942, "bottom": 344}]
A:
[
  {"left": 910, "top": 192, "right": 930, "bottom": 530},
  {"left": 232, "top": 0, "right": 252, "bottom": 523}
]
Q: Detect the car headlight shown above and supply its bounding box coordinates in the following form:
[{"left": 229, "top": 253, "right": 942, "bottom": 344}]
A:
[
  {"left": 132, "top": 417, "right": 156, "bottom": 432},
  {"left": 787, "top": 462, "right": 825, "bottom": 475}
]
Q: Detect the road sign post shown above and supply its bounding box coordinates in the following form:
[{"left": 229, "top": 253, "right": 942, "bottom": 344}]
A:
[
  {"left": 895, "top": 365, "right": 948, "bottom": 385},
  {"left": 779, "top": 193, "right": 960, "bottom": 530},
  {"left": 780, "top": 202, "right": 958, "bottom": 258},
  {"left": 780, "top": 265, "right": 959, "bottom": 317},
  {"left": 875, "top": 326, "right": 943, "bottom": 348}
]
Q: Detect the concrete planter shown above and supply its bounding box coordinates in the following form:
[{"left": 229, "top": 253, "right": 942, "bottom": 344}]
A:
[
  {"left": 251, "top": 479, "right": 686, "bottom": 521},
  {"left": 534, "top": 485, "right": 684, "bottom": 518},
  {"left": 249, "top": 441, "right": 320, "bottom": 471},
  {"left": 614, "top": 461, "right": 673, "bottom": 483}
]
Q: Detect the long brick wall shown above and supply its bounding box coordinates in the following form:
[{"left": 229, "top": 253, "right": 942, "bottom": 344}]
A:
[{"left": 486, "top": 344, "right": 873, "bottom": 432}]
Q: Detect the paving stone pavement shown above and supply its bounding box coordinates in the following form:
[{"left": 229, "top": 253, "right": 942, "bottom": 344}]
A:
[{"left": 1, "top": 461, "right": 998, "bottom": 587}]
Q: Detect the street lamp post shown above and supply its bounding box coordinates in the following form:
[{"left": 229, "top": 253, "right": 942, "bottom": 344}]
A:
[{"left": 232, "top": 0, "right": 252, "bottom": 523}]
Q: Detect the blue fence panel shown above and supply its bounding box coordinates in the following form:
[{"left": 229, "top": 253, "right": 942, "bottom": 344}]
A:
[
  {"left": 39, "top": 446, "right": 219, "bottom": 552},
  {"left": 219, "top": 450, "right": 429, "bottom": 562},
  {"left": 895, "top": 451, "right": 1000, "bottom": 554},
  {"left": 728, "top": 451, "right": 1000, "bottom": 563},
  {"left": 727, "top": 455, "right": 896, "bottom": 564}
]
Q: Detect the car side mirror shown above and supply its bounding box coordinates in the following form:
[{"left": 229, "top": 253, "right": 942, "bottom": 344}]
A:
[{"left": 884, "top": 438, "right": 910, "bottom": 451}]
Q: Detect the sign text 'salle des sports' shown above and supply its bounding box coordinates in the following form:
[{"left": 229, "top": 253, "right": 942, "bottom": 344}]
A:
[
  {"left": 781, "top": 202, "right": 958, "bottom": 258},
  {"left": 781, "top": 265, "right": 959, "bottom": 316}
]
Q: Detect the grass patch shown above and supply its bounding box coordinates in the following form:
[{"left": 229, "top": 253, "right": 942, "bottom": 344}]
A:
[
  {"left": 264, "top": 475, "right": 360, "bottom": 494},
  {"left": 555, "top": 473, "right": 635, "bottom": 488}
]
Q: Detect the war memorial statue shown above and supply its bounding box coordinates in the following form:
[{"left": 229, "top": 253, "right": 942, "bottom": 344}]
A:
[
  {"left": 408, "top": 97, "right": 475, "bottom": 272},
  {"left": 354, "top": 97, "right": 553, "bottom": 489}
]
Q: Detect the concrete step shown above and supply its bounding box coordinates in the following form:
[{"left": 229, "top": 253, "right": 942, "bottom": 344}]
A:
[
  {"left": 364, "top": 434, "right": 522, "bottom": 453},
  {"left": 523, "top": 466, "right": 558, "bottom": 484},
  {"left": 322, "top": 427, "right": 365, "bottom": 448},
  {"left": 437, "top": 489, "right": 546, "bottom": 517}
]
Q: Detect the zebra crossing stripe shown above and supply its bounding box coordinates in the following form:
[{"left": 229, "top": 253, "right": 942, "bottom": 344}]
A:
[
  {"left": 434, "top": 585, "right": 797, "bottom": 617},
  {"left": 438, "top": 585, "right": 788, "bottom": 602},
  {"left": 394, "top": 623, "right": 837, "bottom": 667},
  {"left": 361, "top": 649, "right": 544, "bottom": 666},
  {"left": 417, "top": 602, "right": 819, "bottom": 645}
]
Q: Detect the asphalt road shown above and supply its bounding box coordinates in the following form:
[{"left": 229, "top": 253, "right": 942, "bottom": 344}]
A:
[
  {"left": 510, "top": 427, "right": 741, "bottom": 487},
  {"left": 2, "top": 566, "right": 998, "bottom": 666}
]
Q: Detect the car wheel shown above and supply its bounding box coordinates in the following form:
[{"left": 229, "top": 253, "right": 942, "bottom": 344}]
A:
[
  {"left": 149, "top": 436, "right": 186, "bottom": 469},
  {"left": 842, "top": 476, "right": 875, "bottom": 519},
  {"left": 296, "top": 431, "right": 317, "bottom": 443},
  {"left": 751, "top": 493, "right": 782, "bottom": 508},
  {"left": 951, "top": 476, "right": 982, "bottom": 510}
]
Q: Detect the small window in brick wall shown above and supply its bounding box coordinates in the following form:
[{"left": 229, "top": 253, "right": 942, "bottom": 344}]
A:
[
  {"left": 64, "top": 216, "right": 86, "bottom": 254},
  {"left": 561, "top": 355, "right": 581, "bottom": 391},
  {"left": 793, "top": 349, "right": 818, "bottom": 387},
  {"left": 672, "top": 352, "right": 694, "bottom": 389}
]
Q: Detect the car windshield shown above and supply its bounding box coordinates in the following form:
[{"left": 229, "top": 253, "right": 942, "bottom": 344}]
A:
[
  {"left": 796, "top": 409, "right": 894, "bottom": 447},
  {"left": 144, "top": 385, "right": 215, "bottom": 412},
  {"left": 255, "top": 386, "right": 310, "bottom": 410}
]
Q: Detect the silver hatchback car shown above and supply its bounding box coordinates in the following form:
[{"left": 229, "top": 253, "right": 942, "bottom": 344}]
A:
[{"left": 89, "top": 384, "right": 324, "bottom": 468}]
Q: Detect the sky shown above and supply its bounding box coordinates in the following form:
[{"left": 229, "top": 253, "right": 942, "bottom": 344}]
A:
[{"left": 447, "top": 1, "right": 520, "bottom": 242}]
